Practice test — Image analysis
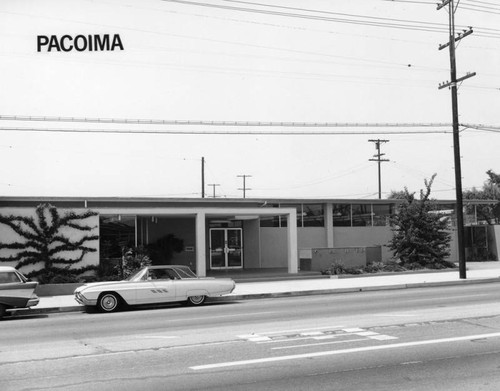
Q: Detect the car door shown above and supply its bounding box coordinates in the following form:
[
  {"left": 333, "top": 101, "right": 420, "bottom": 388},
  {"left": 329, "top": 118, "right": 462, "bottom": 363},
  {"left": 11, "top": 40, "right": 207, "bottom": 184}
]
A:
[{"left": 148, "top": 268, "right": 177, "bottom": 304}]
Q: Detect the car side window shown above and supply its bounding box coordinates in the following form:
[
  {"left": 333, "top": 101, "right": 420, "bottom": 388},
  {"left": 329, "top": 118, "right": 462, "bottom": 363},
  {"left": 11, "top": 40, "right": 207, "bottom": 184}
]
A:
[
  {"left": 148, "top": 269, "right": 176, "bottom": 280},
  {"left": 0, "top": 272, "right": 22, "bottom": 283}
]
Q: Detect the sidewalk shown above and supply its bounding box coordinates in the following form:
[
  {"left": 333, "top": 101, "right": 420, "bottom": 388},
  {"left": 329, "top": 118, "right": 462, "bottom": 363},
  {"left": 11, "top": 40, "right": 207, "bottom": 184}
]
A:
[{"left": 21, "top": 262, "right": 500, "bottom": 315}]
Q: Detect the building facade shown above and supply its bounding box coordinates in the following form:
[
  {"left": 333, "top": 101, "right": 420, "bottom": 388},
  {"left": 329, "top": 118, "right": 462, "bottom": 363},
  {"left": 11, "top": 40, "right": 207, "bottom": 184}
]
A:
[{"left": 0, "top": 197, "right": 496, "bottom": 277}]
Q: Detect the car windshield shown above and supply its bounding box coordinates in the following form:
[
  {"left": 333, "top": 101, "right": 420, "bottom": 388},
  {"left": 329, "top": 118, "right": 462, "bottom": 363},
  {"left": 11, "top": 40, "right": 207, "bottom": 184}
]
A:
[
  {"left": 173, "top": 266, "right": 197, "bottom": 279},
  {"left": 125, "top": 266, "right": 197, "bottom": 281},
  {"left": 125, "top": 268, "right": 145, "bottom": 281}
]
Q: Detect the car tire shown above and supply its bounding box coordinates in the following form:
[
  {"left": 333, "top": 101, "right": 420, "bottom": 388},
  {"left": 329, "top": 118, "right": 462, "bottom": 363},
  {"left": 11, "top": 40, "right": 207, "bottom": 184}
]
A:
[
  {"left": 0, "top": 304, "right": 6, "bottom": 320},
  {"left": 97, "top": 292, "right": 121, "bottom": 312},
  {"left": 187, "top": 295, "right": 206, "bottom": 306}
]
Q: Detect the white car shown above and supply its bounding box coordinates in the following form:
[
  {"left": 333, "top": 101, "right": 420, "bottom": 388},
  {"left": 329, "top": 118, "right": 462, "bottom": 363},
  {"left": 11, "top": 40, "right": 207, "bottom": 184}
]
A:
[
  {"left": 74, "top": 265, "right": 236, "bottom": 312},
  {"left": 0, "top": 266, "right": 39, "bottom": 319}
]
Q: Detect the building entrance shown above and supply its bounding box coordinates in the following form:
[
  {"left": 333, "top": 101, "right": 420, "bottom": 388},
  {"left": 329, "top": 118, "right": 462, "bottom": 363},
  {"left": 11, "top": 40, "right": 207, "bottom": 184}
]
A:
[{"left": 209, "top": 228, "right": 243, "bottom": 269}]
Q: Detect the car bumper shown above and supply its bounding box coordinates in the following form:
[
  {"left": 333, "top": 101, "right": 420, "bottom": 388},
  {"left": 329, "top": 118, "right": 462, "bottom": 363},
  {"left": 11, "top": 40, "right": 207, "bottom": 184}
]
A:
[{"left": 74, "top": 292, "right": 96, "bottom": 306}]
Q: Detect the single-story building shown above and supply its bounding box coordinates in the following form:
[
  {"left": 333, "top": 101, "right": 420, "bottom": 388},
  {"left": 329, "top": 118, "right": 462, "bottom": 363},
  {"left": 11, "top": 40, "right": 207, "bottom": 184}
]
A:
[{"left": 0, "top": 196, "right": 498, "bottom": 277}]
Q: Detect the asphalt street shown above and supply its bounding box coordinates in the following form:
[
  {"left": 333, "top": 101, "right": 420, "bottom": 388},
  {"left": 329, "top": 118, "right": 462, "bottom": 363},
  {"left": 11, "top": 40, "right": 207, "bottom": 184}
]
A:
[{"left": 2, "top": 282, "right": 500, "bottom": 390}]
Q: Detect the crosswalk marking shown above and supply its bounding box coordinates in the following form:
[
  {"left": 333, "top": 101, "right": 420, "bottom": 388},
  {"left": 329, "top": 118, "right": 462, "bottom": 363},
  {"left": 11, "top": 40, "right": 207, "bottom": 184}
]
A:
[{"left": 238, "top": 327, "right": 398, "bottom": 344}]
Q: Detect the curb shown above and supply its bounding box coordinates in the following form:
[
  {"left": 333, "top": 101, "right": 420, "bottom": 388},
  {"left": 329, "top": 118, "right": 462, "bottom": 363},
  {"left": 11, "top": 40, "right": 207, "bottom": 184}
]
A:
[
  {"left": 211, "top": 276, "right": 500, "bottom": 301},
  {"left": 10, "top": 305, "right": 85, "bottom": 316},
  {"left": 19, "top": 276, "right": 500, "bottom": 316}
]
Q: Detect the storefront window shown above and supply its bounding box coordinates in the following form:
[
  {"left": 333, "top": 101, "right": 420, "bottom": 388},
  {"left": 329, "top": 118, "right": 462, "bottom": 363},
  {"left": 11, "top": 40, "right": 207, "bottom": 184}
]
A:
[
  {"left": 352, "top": 204, "right": 372, "bottom": 227},
  {"left": 99, "top": 215, "right": 136, "bottom": 259},
  {"left": 259, "top": 215, "right": 280, "bottom": 227},
  {"left": 332, "top": 204, "right": 351, "bottom": 226},
  {"left": 303, "top": 204, "right": 324, "bottom": 227},
  {"left": 372, "top": 204, "right": 393, "bottom": 226}
]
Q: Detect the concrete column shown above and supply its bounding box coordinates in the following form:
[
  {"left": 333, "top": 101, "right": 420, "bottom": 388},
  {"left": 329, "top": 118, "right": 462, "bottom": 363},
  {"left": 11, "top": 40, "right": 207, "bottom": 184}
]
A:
[
  {"left": 287, "top": 209, "right": 299, "bottom": 273},
  {"left": 325, "top": 203, "right": 334, "bottom": 248},
  {"left": 195, "top": 212, "right": 206, "bottom": 277}
]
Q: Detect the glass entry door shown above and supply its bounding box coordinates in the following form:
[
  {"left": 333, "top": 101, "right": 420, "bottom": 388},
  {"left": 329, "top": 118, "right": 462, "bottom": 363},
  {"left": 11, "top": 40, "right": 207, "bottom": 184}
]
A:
[{"left": 209, "top": 228, "right": 243, "bottom": 269}]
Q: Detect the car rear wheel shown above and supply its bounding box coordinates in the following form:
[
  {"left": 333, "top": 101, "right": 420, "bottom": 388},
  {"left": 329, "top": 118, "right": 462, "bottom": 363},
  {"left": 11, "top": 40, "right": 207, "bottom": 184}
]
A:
[
  {"left": 97, "top": 292, "right": 121, "bottom": 312},
  {"left": 187, "top": 295, "right": 206, "bottom": 306},
  {"left": 0, "top": 304, "right": 6, "bottom": 320}
]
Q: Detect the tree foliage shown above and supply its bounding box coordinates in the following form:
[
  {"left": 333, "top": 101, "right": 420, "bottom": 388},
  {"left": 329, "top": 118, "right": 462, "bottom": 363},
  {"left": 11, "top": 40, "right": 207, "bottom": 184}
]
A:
[
  {"left": 463, "top": 169, "right": 500, "bottom": 224},
  {"left": 388, "top": 175, "right": 454, "bottom": 269},
  {"left": 0, "top": 203, "right": 99, "bottom": 281}
]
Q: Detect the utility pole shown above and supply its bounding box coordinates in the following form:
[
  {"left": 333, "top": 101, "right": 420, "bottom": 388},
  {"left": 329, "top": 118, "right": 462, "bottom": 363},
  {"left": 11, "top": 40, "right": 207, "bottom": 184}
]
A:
[
  {"left": 368, "top": 139, "right": 389, "bottom": 199},
  {"left": 208, "top": 183, "right": 220, "bottom": 198},
  {"left": 201, "top": 157, "right": 205, "bottom": 198},
  {"left": 237, "top": 174, "right": 252, "bottom": 198},
  {"left": 437, "top": 0, "right": 475, "bottom": 279}
]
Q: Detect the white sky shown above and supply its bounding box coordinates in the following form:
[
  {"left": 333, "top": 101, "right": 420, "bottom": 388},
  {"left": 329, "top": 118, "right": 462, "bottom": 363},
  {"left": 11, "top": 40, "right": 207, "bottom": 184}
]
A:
[{"left": 0, "top": 0, "right": 498, "bottom": 200}]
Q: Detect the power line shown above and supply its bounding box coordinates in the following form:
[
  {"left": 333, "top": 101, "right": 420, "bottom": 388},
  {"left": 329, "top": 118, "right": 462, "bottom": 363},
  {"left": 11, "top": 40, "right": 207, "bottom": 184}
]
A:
[
  {"left": 0, "top": 126, "right": 457, "bottom": 136},
  {"left": 162, "top": 0, "right": 451, "bottom": 34},
  {"left": 0, "top": 116, "right": 455, "bottom": 127},
  {"left": 162, "top": 0, "right": 500, "bottom": 38},
  {"left": 1, "top": 116, "right": 497, "bottom": 135},
  {"left": 222, "top": 0, "right": 449, "bottom": 30}
]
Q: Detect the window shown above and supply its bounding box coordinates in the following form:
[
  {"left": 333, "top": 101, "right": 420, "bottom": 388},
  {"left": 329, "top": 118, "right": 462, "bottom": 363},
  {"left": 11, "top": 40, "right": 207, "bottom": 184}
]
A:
[
  {"left": 302, "top": 204, "right": 324, "bottom": 227},
  {"left": 99, "top": 215, "right": 136, "bottom": 259},
  {"left": 173, "top": 266, "right": 197, "bottom": 279},
  {"left": 258, "top": 203, "right": 324, "bottom": 228},
  {"left": 352, "top": 204, "right": 372, "bottom": 226},
  {"left": 332, "top": 204, "right": 351, "bottom": 226},
  {"left": 0, "top": 271, "right": 22, "bottom": 283},
  {"left": 372, "top": 204, "right": 393, "bottom": 226},
  {"left": 259, "top": 215, "right": 280, "bottom": 227}
]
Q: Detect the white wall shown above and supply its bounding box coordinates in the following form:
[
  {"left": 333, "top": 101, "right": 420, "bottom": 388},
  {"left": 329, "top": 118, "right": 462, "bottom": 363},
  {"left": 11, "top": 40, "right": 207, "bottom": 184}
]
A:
[
  {"left": 298, "top": 227, "right": 328, "bottom": 249},
  {"left": 260, "top": 227, "right": 328, "bottom": 268},
  {"left": 260, "top": 227, "right": 287, "bottom": 268},
  {"left": 0, "top": 207, "right": 99, "bottom": 274},
  {"left": 332, "top": 226, "right": 394, "bottom": 261}
]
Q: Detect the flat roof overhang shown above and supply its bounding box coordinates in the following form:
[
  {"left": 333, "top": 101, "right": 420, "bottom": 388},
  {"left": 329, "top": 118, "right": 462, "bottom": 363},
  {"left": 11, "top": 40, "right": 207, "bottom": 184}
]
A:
[{"left": 1, "top": 196, "right": 494, "bottom": 210}]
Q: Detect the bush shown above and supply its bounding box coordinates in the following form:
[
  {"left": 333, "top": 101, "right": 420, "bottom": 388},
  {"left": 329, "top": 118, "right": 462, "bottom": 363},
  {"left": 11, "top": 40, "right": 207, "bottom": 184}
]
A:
[
  {"left": 321, "top": 262, "right": 363, "bottom": 275},
  {"left": 320, "top": 258, "right": 455, "bottom": 276}
]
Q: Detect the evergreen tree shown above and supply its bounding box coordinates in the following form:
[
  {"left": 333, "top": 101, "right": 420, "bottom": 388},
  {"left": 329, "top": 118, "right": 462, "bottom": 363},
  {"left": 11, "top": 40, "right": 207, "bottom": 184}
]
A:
[
  {"left": 0, "top": 203, "right": 99, "bottom": 282},
  {"left": 388, "top": 175, "right": 453, "bottom": 269}
]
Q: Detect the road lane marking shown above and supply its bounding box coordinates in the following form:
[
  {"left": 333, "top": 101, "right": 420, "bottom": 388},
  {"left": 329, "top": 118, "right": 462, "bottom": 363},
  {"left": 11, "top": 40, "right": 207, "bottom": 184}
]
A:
[
  {"left": 238, "top": 326, "right": 344, "bottom": 340},
  {"left": 239, "top": 327, "right": 397, "bottom": 344},
  {"left": 136, "top": 336, "right": 179, "bottom": 339},
  {"left": 239, "top": 325, "right": 345, "bottom": 337},
  {"left": 190, "top": 331, "right": 500, "bottom": 370},
  {"left": 271, "top": 338, "right": 367, "bottom": 350}
]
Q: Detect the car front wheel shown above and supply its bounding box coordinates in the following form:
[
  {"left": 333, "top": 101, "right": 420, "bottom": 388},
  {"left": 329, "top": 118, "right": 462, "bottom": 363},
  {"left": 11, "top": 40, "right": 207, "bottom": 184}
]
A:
[
  {"left": 187, "top": 295, "right": 206, "bottom": 306},
  {"left": 97, "top": 292, "right": 121, "bottom": 312}
]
